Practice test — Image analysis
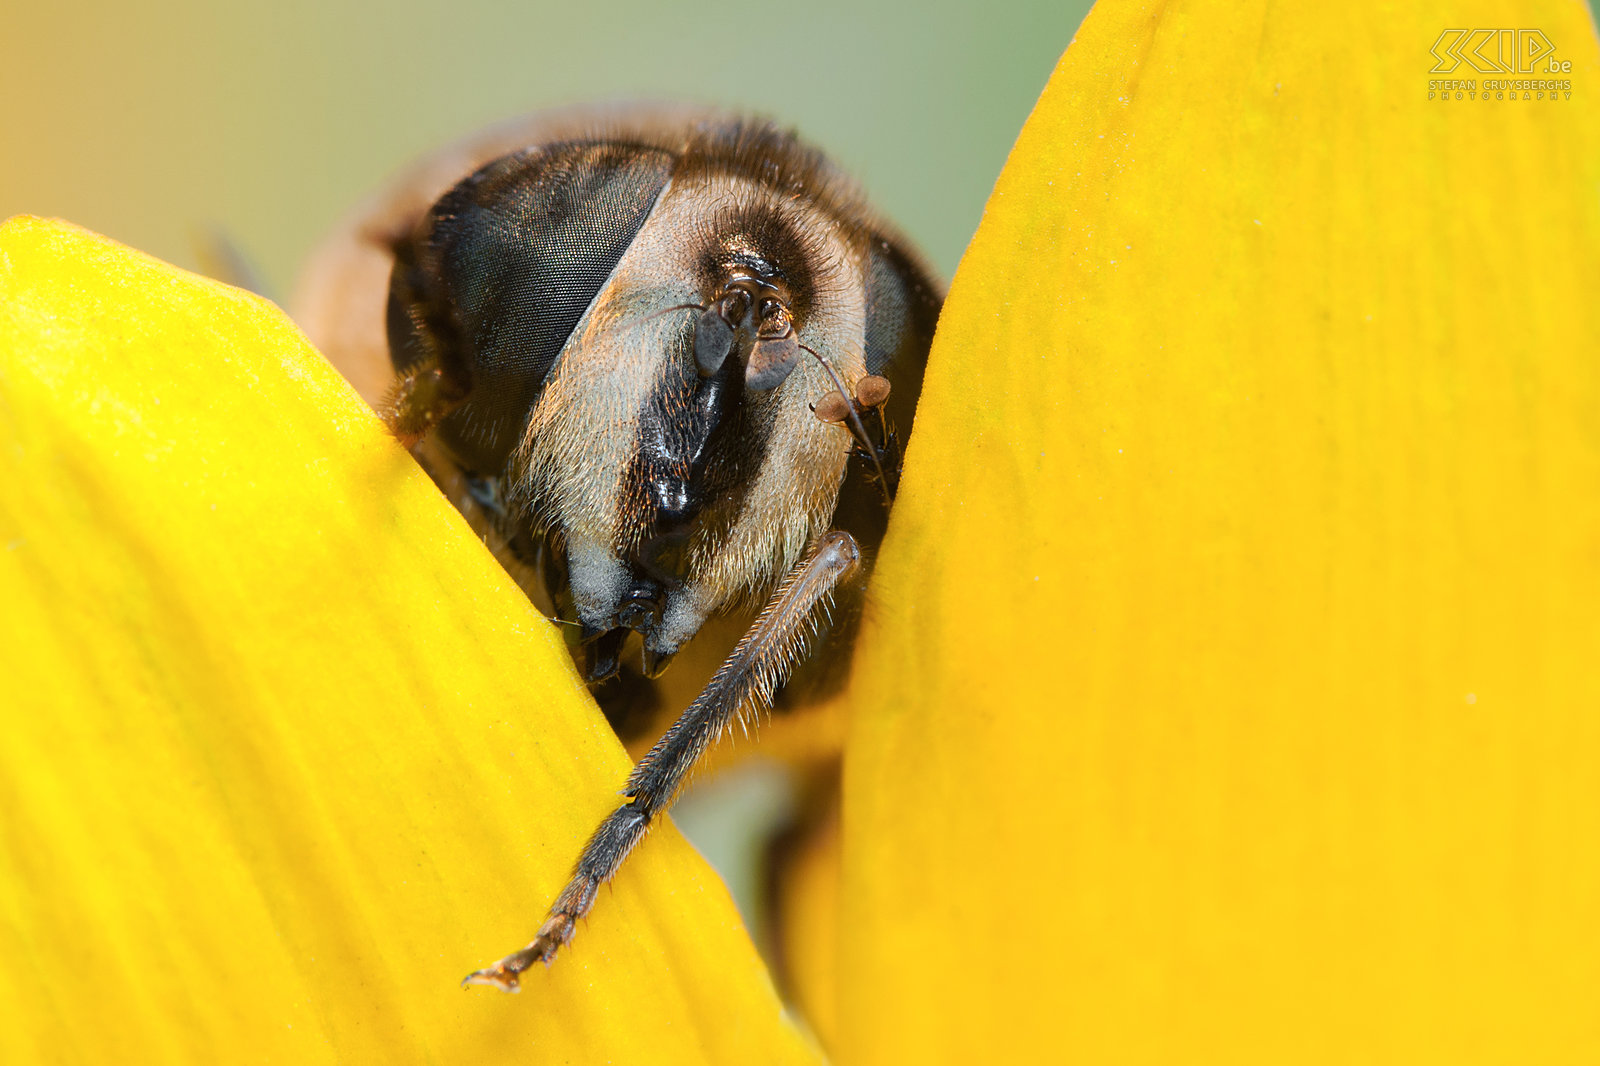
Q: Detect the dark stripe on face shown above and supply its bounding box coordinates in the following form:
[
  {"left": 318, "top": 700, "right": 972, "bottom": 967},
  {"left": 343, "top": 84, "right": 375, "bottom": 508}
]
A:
[
  {"left": 689, "top": 202, "right": 819, "bottom": 327},
  {"left": 617, "top": 325, "right": 777, "bottom": 590}
]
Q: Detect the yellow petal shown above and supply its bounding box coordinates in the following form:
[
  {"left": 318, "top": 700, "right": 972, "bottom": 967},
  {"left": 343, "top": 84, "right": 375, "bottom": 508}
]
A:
[
  {"left": 776, "top": 802, "right": 841, "bottom": 1052},
  {"left": 841, "top": 3, "right": 1600, "bottom": 1062},
  {"left": 0, "top": 217, "right": 819, "bottom": 1064}
]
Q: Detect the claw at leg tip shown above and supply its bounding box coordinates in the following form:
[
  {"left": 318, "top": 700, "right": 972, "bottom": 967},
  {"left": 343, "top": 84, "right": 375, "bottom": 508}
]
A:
[{"left": 461, "top": 965, "right": 522, "bottom": 993}]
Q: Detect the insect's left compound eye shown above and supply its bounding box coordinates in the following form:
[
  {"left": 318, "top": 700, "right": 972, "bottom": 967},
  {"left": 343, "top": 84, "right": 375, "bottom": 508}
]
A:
[{"left": 387, "top": 142, "right": 675, "bottom": 474}]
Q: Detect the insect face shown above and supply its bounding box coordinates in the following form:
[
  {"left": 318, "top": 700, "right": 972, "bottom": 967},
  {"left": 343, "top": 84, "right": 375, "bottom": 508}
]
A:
[
  {"left": 529, "top": 194, "right": 859, "bottom": 674},
  {"left": 294, "top": 107, "right": 941, "bottom": 990},
  {"left": 389, "top": 131, "right": 910, "bottom": 688}
]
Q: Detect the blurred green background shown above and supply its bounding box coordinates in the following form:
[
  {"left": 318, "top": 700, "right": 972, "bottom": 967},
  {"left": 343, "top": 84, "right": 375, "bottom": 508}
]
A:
[{"left": 0, "top": 0, "right": 1092, "bottom": 296}]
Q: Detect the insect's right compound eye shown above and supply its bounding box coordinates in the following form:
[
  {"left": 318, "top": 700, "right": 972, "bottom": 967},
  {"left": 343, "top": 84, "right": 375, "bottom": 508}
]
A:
[{"left": 387, "top": 142, "right": 675, "bottom": 473}]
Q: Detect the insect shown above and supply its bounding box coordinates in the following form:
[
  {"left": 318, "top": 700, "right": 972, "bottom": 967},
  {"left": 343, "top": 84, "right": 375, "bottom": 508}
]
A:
[{"left": 293, "top": 104, "right": 941, "bottom": 992}]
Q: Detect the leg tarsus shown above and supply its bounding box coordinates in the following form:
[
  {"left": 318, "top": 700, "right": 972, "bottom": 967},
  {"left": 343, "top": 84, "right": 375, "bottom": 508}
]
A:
[
  {"left": 462, "top": 804, "right": 650, "bottom": 986},
  {"left": 461, "top": 911, "right": 577, "bottom": 992},
  {"left": 383, "top": 359, "right": 469, "bottom": 448}
]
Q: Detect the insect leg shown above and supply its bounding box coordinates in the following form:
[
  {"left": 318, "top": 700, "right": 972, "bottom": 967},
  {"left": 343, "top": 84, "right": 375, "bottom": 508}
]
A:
[
  {"left": 381, "top": 357, "right": 470, "bottom": 449},
  {"left": 462, "top": 530, "right": 863, "bottom": 991}
]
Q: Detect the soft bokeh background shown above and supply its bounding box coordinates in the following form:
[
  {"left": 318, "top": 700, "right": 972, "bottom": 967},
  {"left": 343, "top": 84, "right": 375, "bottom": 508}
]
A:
[{"left": 0, "top": 0, "right": 1091, "bottom": 297}]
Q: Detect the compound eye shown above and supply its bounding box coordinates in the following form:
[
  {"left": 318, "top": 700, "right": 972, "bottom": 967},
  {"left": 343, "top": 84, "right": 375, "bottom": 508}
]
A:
[
  {"left": 389, "top": 141, "right": 673, "bottom": 473},
  {"left": 694, "top": 307, "right": 735, "bottom": 377}
]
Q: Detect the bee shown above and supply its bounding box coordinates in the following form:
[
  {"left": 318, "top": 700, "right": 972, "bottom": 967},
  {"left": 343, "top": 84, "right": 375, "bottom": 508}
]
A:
[{"left": 293, "top": 104, "right": 941, "bottom": 991}]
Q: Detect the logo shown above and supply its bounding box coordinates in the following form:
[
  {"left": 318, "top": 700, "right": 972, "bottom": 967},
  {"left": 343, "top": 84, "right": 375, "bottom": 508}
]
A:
[{"left": 1427, "top": 30, "right": 1574, "bottom": 101}]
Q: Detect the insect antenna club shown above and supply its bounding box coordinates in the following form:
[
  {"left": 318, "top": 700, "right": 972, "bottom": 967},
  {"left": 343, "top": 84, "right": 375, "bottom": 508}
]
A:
[{"left": 295, "top": 105, "right": 941, "bottom": 992}]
